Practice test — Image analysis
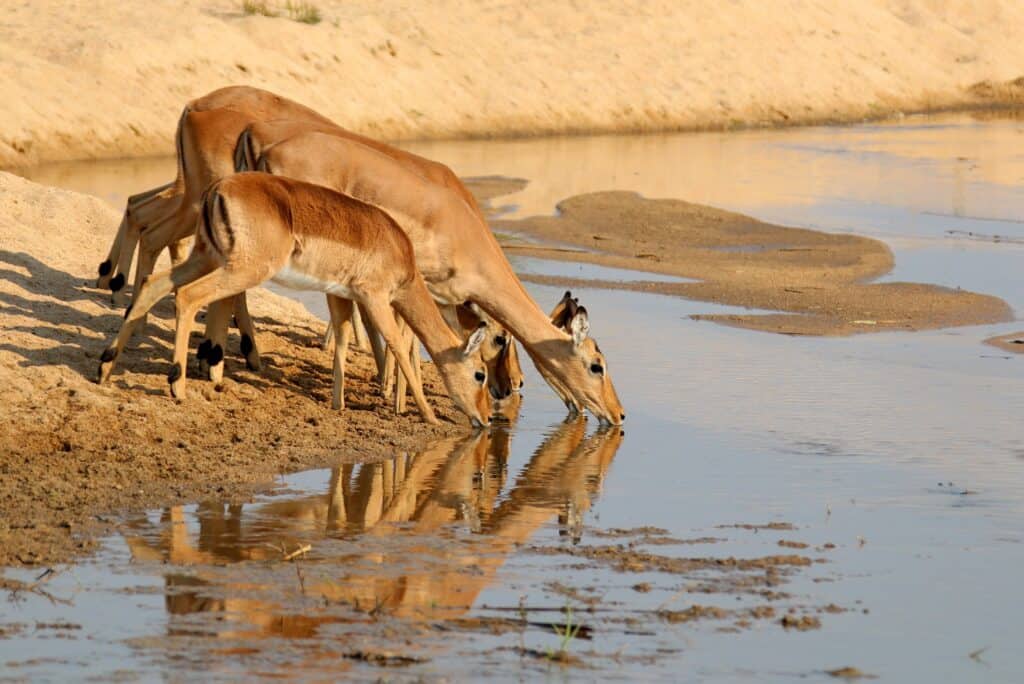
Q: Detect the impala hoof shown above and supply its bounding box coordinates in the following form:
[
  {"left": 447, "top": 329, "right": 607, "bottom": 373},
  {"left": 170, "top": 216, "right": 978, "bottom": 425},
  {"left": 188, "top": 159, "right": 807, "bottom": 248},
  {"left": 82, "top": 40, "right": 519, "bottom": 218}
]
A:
[{"left": 168, "top": 364, "right": 185, "bottom": 399}]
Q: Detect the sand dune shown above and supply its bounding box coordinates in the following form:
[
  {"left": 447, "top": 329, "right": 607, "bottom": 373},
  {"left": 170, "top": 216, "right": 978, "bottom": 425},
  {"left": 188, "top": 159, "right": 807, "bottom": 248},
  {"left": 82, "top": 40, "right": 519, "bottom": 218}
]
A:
[{"left": 2, "top": 0, "right": 1024, "bottom": 168}]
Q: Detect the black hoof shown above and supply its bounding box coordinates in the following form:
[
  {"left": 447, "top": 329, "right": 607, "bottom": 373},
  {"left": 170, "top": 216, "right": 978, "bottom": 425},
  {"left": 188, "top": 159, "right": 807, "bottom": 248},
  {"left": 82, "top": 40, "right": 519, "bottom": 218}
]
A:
[
  {"left": 100, "top": 347, "right": 118, "bottom": 363},
  {"left": 98, "top": 260, "right": 112, "bottom": 277},
  {"left": 240, "top": 333, "right": 254, "bottom": 357},
  {"left": 109, "top": 273, "right": 125, "bottom": 293},
  {"left": 206, "top": 343, "right": 224, "bottom": 367},
  {"left": 197, "top": 339, "right": 212, "bottom": 361}
]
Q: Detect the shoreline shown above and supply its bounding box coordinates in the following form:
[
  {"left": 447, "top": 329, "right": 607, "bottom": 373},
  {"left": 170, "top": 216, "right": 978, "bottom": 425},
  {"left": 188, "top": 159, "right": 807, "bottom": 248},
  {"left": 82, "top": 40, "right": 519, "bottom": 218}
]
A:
[
  {"left": 6, "top": 100, "right": 1024, "bottom": 172},
  {"left": 3, "top": 1, "right": 1024, "bottom": 168}
]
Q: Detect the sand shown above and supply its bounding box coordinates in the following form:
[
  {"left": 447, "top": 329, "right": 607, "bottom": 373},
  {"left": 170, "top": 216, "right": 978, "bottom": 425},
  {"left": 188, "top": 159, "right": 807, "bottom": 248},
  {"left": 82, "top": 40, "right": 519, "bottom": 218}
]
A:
[
  {"left": 3, "top": 1, "right": 1024, "bottom": 168},
  {"left": 984, "top": 331, "right": 1024, "bottom": 354},
  {"left": 0, "top": 171, "right": 466, "bottom": 566},
  {"left": 497, "top": 191, "right": 1012, "bottom": 336}
]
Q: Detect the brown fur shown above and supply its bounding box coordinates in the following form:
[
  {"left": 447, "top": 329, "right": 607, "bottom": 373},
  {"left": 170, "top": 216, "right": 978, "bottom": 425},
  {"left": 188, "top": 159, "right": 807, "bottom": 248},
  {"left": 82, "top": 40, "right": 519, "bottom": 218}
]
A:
[{"left": 98, "top": 173, "right": 492, "bottom": 428}]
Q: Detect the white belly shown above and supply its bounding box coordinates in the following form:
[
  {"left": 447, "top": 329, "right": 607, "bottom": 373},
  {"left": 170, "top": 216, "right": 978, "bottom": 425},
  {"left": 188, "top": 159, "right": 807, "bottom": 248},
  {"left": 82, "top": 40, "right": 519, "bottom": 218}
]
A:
[{"left": 271, "top": 265, "right": 355, "bottom": 299}]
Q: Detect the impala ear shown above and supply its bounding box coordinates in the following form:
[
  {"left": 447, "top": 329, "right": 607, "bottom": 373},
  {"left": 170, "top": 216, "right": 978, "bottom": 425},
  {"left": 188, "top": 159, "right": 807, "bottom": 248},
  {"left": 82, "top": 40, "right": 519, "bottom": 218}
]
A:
[
  {"left": 569, "top": 306, "right": 590, "bottom": 347},
  {"left": 550, "top": 290, "right": 577, "bottom": 330},
  {"left": 464, "top": 321, "right": 488, "bottom": 357}
]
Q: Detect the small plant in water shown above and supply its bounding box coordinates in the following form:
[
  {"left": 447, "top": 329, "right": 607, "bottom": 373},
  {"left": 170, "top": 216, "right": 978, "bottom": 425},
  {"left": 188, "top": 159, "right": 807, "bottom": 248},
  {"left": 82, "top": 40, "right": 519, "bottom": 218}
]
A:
[
  {"left": 547, "top": 601, "right": 581, "bottom": 663},
  {"left": 285, "top": 0, "right": 322, "bottom": 24}
]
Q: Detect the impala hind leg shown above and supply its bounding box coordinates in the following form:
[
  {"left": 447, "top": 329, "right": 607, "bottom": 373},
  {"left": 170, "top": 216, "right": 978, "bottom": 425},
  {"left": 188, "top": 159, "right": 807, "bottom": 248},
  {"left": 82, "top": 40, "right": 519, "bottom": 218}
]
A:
[
  {"left": 360, "top": 300, "right": 437, "bottom": 425},
  {"left": 98, "top": 182, "right": 173, "bottom": 289},
  {"left": 97, "top": 252, "right": 215, "bottom": 384},
  {"left": 232, "top": 293, "right": 261, "bottom": 371},
  {"left": 326, "top": 295, "right": 354, "bottom": 410},
  {"left": 169, "top": 269, "right": 268, "bottom": 400},
  {"left": 121, "top": 207, "right": 191, "bottom": 309}
]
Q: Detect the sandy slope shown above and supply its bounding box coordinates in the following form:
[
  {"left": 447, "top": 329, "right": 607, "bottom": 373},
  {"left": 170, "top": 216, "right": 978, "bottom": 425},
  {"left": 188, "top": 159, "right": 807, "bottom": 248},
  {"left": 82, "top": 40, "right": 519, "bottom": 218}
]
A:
[
  {"left": 2, "top": 0, "right": 1024, "bottom": 168},
  {"left": 0, "top": 171, "right": 464, "bottom": 566}
]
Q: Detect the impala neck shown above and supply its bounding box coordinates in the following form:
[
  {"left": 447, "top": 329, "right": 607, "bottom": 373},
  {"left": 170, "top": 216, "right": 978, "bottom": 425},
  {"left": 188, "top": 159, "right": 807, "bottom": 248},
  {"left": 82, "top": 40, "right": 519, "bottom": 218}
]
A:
[
  {"left": 393, "top": 275, "right": 465, "bottom": 360},
  {"left": 468, "top": 253, "right": 572, "bottom": 351}
]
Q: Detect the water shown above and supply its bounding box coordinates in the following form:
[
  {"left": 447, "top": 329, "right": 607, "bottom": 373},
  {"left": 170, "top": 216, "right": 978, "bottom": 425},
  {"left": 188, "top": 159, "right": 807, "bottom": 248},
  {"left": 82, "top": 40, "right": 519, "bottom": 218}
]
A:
[{"left": 5, "top": 112, "right": 1024, "bottom": 681}]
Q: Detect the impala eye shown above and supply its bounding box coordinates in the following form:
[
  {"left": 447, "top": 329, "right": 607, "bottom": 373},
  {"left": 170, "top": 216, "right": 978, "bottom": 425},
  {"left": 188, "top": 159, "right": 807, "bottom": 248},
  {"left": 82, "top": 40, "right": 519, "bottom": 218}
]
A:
[
  {"left": 590, "top": 363, "right": 604, "bottom": 375},
  {"left": 475, "top": 371, "right": 486, "bottom": 383},
  {"left": 493, "top": 335, "right": 507, "bottom": 348}
]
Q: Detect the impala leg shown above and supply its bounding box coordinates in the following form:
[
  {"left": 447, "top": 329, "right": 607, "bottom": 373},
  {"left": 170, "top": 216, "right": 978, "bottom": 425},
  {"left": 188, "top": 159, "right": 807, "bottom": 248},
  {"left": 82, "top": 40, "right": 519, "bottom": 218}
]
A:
[
  {"left": 98, "top": 212, "right": 131, "bottom": 290},
  {"left": 321, "top": 324, "right": 334, "bottom": 352},
  {"left": 97, "top": 251, "right": 214, "bottom": 384},
  {"left": 121, "top": 207, "right": 192, "bottom": 310},
  {"left": 360, "top": 300, "right": 438, "bottom": 424},
  {"left": 394, "top": 317, "right": 409, "bottom": 415},
  {"left": 360, "top": 304, "right": 387, "bottom": 385},
  {"left": 169, "top": 268, "right": 267, "bottom": 400},
  {"left": 351, "top": 303, "right": 371, "bottom": 352},
  {"left": 409, "top": 332, "right": 423, "bottom": 388},
  {"left": 98, "top": 182, "right": 173, "bottom": 289},
  {"left": 232, "top": 293, "right": 262, "bottom": 371},
  {"left": 109, "top": 191, "right": 180, "bottom": 302},
  {"left": 199, "top": 297, "right": 233, "bottom": 385},
  {"left": 382, "top": 343, "right": 396, "bottom": 399},
  {"left": 326, "top": 295, "right": 354, "bottom": 410},
  {"left": 167, "top": 237, "right": 191, "bottom": 267}
]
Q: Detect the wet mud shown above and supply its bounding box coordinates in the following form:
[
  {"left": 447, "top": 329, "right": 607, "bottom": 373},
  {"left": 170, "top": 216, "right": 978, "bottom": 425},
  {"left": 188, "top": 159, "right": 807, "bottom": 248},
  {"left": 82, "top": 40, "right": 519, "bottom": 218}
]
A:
[
  {"left": 1, "top": 420, "right": 848, "bottom": 680},
  {"left": 496, "top": 191, "right": 1012, "bottom": 336},
  {"left": 984, "top": 331, "right": 1024, "bottom": 354}
]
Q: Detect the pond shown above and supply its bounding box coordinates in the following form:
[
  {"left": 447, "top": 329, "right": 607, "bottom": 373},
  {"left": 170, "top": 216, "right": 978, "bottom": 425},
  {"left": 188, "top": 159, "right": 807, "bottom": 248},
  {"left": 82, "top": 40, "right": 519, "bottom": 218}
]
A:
[{"left": 5, "top": 112, "right": 1023, "bottom": 681}]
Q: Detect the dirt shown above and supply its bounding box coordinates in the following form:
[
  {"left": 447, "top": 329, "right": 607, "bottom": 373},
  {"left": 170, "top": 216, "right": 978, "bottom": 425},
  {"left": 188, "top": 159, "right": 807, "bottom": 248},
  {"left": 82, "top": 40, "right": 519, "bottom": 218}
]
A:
[
  {"left": 983, "top": 331, "right": 1024, "bottom": 354},
  {"left": 0, "top": 171, "right": 465, "bottom": 567},
  {"left": 497, "top": 191, "right": 1012, "bottom": 335}
]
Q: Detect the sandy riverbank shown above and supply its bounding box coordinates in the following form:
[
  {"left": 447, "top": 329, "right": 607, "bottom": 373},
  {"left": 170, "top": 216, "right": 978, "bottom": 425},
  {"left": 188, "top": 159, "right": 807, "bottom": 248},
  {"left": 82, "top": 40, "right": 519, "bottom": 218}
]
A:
[
  {"left": 3, "top": 1, "right": 1024, "bottom": 168},
  {"left": 0, "top": 171, "right": 467, "bottom": 566}
]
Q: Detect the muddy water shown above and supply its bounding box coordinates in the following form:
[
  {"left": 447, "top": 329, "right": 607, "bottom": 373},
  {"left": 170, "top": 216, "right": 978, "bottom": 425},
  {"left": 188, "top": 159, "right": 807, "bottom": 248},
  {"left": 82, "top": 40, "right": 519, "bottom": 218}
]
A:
[{"left": 6, "top": 113, "right": 1024, "bottom": 681}]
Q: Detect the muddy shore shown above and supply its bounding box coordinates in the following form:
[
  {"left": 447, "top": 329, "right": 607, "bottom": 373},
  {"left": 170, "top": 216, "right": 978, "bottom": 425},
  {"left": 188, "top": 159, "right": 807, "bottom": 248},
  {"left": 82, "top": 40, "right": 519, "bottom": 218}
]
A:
[
  {"left": 497, "top": 191, "right": 1012, "bottom": 336},
  {"left": 0, "top": 172, "right": 464, "bottom": 566},
  {"left": 3, "top": 1, "right": 1024, "bottom": 168}
]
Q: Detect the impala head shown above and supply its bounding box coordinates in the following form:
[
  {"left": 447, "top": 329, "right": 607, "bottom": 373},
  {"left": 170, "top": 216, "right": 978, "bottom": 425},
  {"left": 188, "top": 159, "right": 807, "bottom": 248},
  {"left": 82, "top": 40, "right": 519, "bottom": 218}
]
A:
[
  {"left": 459, "top": 303, "right": 525, "bottom": 399},
  {"left": 540, "top": 296, "right": 625, "bottom": 426},
  {"left": 436, "top": 322, "right": 493, "bottom": 429}
]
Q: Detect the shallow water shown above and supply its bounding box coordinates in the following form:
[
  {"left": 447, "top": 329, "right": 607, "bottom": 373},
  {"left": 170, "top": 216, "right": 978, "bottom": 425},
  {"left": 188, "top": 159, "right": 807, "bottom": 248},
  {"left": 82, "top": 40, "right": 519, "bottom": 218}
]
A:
[{"left": 6, "top": 113, "right": 1024, "bottom": 681}]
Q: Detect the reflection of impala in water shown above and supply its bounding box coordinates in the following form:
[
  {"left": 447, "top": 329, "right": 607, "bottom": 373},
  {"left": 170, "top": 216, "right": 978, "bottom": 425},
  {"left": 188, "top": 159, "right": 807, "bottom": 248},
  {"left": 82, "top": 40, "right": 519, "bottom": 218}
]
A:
[{"left": 124, "top": 414, "right": 623, "bottom": 637}]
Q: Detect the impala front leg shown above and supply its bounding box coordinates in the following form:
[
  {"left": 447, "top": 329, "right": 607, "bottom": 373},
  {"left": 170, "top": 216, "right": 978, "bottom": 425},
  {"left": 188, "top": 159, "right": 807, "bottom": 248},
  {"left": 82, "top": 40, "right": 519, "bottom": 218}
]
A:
[
  {"left": 97, "top": 252, "right": 214, "bottom": 384},
  {"left": 326, "top": 295, "right": 354, "bottom": 410},
  {"left": 169, "top": 268, "right": 267, "bottom": 400}
]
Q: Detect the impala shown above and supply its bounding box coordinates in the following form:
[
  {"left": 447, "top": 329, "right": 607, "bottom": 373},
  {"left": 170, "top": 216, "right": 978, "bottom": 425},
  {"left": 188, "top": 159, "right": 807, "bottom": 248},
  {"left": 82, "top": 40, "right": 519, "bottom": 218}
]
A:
[
  {"left": 96, "top": 173, "right": 492, "bottom": 428},
  {"left": 235, "top": 126, "right": 625, "bottom": 424}
]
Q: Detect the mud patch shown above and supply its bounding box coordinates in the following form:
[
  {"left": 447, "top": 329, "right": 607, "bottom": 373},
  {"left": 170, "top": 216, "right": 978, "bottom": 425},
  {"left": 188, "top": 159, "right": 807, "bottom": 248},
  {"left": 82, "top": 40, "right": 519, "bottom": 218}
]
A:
[
  {"left": 983, "top": 331, "right": 1024, "bottom": 354},
  {"left": 496, "top": 191, "right": 1011, "bottom": 335}
]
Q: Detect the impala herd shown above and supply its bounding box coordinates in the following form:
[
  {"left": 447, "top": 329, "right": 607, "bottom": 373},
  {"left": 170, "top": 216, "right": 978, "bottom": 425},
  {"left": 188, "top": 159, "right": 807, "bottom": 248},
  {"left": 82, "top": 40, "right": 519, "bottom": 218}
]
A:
[{"left": 94, "top": 86, "right": 624, "bottom": 429}]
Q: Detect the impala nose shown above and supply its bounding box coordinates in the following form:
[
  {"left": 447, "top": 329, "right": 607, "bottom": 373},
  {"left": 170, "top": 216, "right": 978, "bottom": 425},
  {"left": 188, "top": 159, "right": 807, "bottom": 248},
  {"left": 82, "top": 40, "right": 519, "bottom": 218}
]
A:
[{"left": 620, "top": 413, "right": 626, "bottom": 422}]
